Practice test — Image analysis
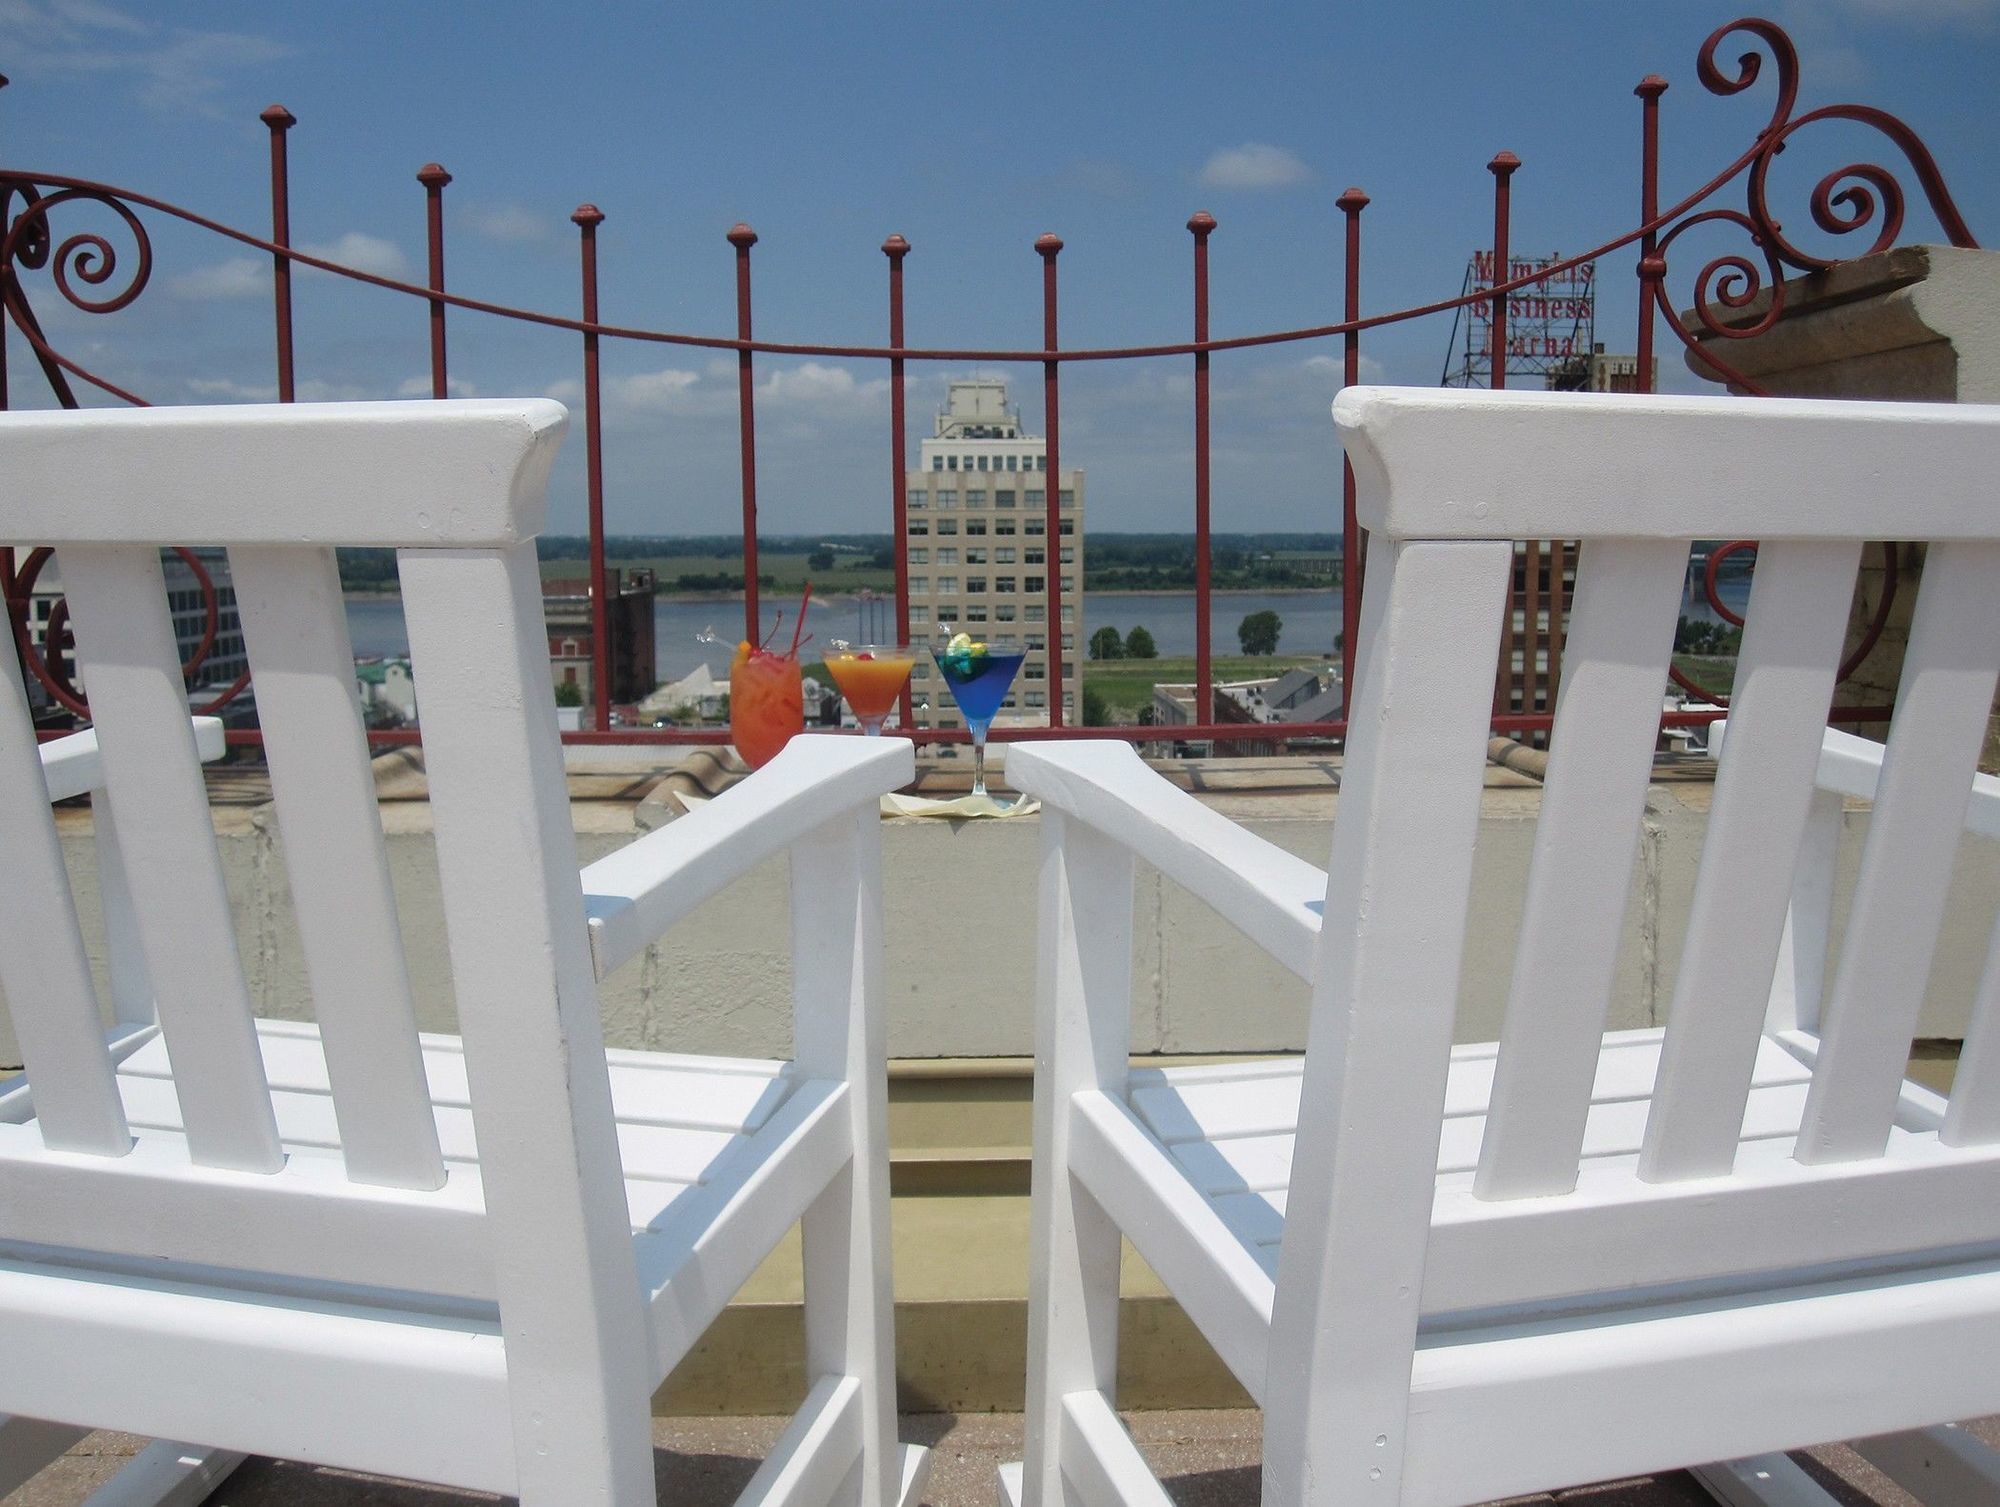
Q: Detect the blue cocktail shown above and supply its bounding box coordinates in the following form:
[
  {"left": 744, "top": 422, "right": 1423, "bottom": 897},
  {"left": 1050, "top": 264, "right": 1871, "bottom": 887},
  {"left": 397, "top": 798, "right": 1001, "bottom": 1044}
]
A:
[{"left": 933, "top": 634, "right": 1027, "bottom": 799}]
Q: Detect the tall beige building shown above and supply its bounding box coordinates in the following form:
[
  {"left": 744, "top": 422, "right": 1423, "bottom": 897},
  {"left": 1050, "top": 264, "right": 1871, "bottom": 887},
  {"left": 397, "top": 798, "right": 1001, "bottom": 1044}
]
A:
[{"left": 903, "top": 379, "right": 1082, "bottom": 730}]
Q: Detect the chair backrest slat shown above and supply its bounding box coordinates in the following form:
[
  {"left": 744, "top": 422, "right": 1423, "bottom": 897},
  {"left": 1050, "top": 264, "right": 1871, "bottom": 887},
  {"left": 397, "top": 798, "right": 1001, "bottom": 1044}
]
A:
[
  {"left": 396, "top": 541, "right": 655, "bottom": 1459},
  {"left": 1262, "top": 534, "right": 1513, "bottom": 1501},
  {"left": 57, "top": 543, "right": 283, "bottom": 1173},
  {"left": 1943, "top": 919, "right": 2000, "bottom": 1148},
  {"left": 1798, "top": 541, "right": 2000, "bottom": 1163},
  {"left": 230, "top": 544, "right": 446, "bottom": 1191},
  {"left": 1638, "top": 539, "right": 1861, "bottom": 1183},
  {"left": 1475, "top": 536, "right": 1691, "bottom": 1200},
  {"left": 0, "top": 646, "right": 130, "bottom": 1153}
]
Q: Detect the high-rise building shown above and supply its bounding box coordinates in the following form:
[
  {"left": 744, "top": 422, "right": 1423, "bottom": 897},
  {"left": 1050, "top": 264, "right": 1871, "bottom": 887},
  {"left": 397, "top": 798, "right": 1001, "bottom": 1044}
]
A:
[{"left": 903, "top": 379, "right": 1082, "bottom": 732}]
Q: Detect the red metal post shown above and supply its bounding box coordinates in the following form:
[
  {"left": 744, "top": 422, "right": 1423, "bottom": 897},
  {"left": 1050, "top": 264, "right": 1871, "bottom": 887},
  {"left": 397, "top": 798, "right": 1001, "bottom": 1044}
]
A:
[
  {"left": 1188, "top": 212, "right": 1215, "bottom": 726},
  {"left": 1635, "top": 76, "right": 1668, "bottom": 395},
  {"left": 1037, "top": 233, "right": 1065, "bottom": 730},
  {"left": 261, "top": 105, "right": 297, "bottom": 403},
  {"left": 418, "top": 162, "right": 451, "bottom": 399},
  {"left": 729, "top": 223, "right": 762, "bottom": 646},
  {"left": 1487, "top": 152, "right": 1519, "bottom": 390},
  {"left": 1336, "top": 187, "right": 1369, "bottom": 720},
  {"left": 573, "top": 204, "right": 612, "bottom": 734},
  {"left": 884, "top": 234, "right": 913, "bottom": 726}
]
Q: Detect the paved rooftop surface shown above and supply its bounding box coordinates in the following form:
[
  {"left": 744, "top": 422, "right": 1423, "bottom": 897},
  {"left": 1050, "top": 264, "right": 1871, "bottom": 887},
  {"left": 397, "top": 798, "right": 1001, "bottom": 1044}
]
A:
[{"left": 12, "top": 1410, "right": 1986, "bottom": 1506}]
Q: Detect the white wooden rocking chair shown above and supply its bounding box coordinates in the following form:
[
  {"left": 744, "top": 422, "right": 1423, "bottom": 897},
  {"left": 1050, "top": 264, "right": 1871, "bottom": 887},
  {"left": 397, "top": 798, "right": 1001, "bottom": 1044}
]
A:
[
  {"left": 0, "top": 400, "right": 929, "bottom": 1506},
  {"left": 1004, "top": 387, "right": 2000, "bottom": 1507}
]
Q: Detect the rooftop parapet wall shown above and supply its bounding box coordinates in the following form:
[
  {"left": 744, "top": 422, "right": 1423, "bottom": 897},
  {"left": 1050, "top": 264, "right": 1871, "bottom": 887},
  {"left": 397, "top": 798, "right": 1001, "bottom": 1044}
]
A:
[
  {"left": 1682, "top": 244, "right": 2000, "bottom": 766},
  {"left": 6, "top": 760, "right": 1996, "bottom": 1070}
]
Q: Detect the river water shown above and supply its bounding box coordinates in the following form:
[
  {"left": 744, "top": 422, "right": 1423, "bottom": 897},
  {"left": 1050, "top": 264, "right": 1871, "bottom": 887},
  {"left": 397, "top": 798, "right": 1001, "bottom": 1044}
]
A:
[{"left": 344, "top": 568, "right": 1751, "bottom": 682}]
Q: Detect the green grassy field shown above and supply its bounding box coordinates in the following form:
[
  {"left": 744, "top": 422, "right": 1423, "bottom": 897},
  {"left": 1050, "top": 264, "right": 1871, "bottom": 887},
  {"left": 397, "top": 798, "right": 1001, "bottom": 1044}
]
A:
[
  {"left": 1084, "top": 653, "right": 1331, "bottom": 720},
  {"left": 1670, "top": 654, "right": 1739, "bottom": 700}
]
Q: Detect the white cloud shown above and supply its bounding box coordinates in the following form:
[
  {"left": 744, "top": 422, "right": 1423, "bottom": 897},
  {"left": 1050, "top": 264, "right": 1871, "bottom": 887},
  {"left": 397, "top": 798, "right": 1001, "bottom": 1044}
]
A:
[
  {"left": 1838, "top": 0, "right": 1996, "bottom": 23},
  {"left": 185, "top": 376, "right": 276, "bottom": 401},
  {"left": 1198, "top": 143, "right": 1313, "bottom": 192},
  {"left": 0, "top": 1, "right": 292, "bottom": 118},
  {"left": 298, "top": 232, "right": 411, "bottom": 280},
  {"left": 1303, "top": 353, "right": 1386, "bottom": 383},
  {"left": 458, "top": 203, "right": 554, "bottom": 244},
  {"left": 396, "top": 375, "right": 481, "bottom": 398},
  {"left": 169, "top": 256, "right": 266, "bottom": 301},
  {"left": 759, "top": 362, "right": 885, "bottom": 410}
]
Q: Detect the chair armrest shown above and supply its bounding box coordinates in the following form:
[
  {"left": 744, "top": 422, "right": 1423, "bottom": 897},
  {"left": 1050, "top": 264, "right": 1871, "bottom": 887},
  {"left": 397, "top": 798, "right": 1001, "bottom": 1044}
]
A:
[
  {"left": 1718, "top": 721, "right": 2000, "bottom": 841},
  {"left": 580, "top": 734, "right": 915, "bottom": 979},
  {"left": 1006, "top": 740, "right": 1325, "bottom": 982},
  {"left": 39, "top": 716, "right": 225, "bottom": 803}
]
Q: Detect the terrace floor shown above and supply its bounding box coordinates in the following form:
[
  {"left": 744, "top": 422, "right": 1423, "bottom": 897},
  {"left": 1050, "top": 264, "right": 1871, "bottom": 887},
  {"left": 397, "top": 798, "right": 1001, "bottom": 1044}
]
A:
[{"left": 12, "top": 1412, "right": 1996, "bottom": 1506}]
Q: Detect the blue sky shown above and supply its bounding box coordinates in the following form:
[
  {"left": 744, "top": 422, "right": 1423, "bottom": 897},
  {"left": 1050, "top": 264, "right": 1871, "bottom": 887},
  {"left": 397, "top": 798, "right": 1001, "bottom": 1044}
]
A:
[{"left": 2, "top": 1, "right": 1995, "bottom": 534}]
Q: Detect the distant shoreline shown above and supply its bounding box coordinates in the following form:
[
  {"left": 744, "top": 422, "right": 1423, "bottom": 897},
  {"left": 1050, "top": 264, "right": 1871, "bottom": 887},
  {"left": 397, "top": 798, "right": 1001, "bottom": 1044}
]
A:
[{"left": 345, "top": 585, "right": 1334, "bottom": 605}]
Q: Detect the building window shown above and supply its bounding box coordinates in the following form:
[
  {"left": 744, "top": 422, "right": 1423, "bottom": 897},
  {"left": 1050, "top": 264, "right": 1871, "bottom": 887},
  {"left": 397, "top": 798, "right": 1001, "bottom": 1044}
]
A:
[
  {"left": 976, "top": 455, "right": 989, "bottom": 471},
  {"left": 1060, "top": 489, "right": 1076, "bottom": 507},
  {"left": 947, "top": 455, "right": 958, "bottom": 470},
  {"left": 996, "top": 604, "right": 1017, "bottom": 621},
  {"left": 937, "top": 576, "right": 959, "bottom": 593},
  {"left": 1006, "top": 455, "right": 1020, "bottom": 471},
  {"left": 1060, "top": 605, "right": 1075, "bottom": 624},
  {"left": 996, "top": 547, "right": 1016, "bottom": 564},
  {"left": 938, "top": 605, "right": 959, "bottom": 623},
  {"left": 1025, "top": 575, "right": 1044, "bottom": 592},
  {"left": 909, "top": 548, "right": 928, "bottom": 565},
  {"left": 995, "top": 489, "right": 1016, "bottom": 508},
  {"left": 966, "top": 578, "right": 987, "bottom": 594},
  {"left": 1025, "top": 661, "right": 1046, "bottom": 681},
  {"left": 1026, "top": 690, "right": 1047, "bottom": 709},
  {"left": 1060, "top": 547, "right": 1076, "bottom": 564},
  {"left": 909, "top": 521, "right": 929, "bottom": 536},
  {"left": 995, "top": 575, "right": 1016, "bottom": 593},
  {"left": 912, "top": 663, "right": 931, "bottom": 681},
  {"left": 966, "top": 548, "right": 987, "bottom": 565},
  {"left": 965, "top": 605, "right": 988, "bottom": 622},
  {"left": 967, "top": 489, "right": 987, "bottom": 505},
  {"left": 1026, "top": 519, "right": 1046, "bottom": 537},
  {"left": 1060, "top": 577, "right": 1075, "bottom": 592},
  {"left": 1058, "top": 520, "right": 1075, "bottom": 536},
  {"left": 1025, "top": 547, "right": 1046, "bottom": 565},
  {"left": 909, "top": 576, "right": 929, "bottom": 592},
  {"left": 936, "top": 548, "right": 958, "bottom": 566},
  {"left": 932, "top": 456, "right": 944, "bottom": 471},
  {"left": 1026, "top": 488, "right": 1045, "bottom": 507},
  {"left": 1037, "top": 456, "right": 1048, "bottom": 471},
  {"left": 1026, "top": 605, "right": 1046, "bottom": 623},
  {"left": 938, "top": 489, "right": 957, "bottom": 508},
  {"left": 994, "top": 518, "right": 1016, "bottom": 535},
  {"left": 1027, "top": 633, "right": 1046, "bottom": 649},
  {"left": 1061, "top": 634, "right": 1075, "bottom": 652},
  {"left": 965, "top": 519, "right": 987, "bottom": 536},
  {"left": 937, "top": 519, "right": 958, "bottom": 536}
]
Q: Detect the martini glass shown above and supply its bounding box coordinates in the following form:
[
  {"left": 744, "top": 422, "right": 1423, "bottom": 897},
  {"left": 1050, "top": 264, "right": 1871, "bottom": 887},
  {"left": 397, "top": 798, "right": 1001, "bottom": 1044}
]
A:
[
  {"left": 933, "top": 635, "right": 1028, "bottom": 800},
  {"left": 824, "top": 644, "right": 916, "bottom": 735}
]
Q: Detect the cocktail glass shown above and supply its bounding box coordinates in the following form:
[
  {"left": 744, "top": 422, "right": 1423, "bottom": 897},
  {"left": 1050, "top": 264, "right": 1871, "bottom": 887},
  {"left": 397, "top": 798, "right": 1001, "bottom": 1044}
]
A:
[
  {"left": 933, "top": 635, "right": 1027, "bottom": 800},
  {"left": 824, "top": 644, "right": 915, "bottom": 736},
  {"left": 730, "top": 642, "right": 804, "bottom": 768}
]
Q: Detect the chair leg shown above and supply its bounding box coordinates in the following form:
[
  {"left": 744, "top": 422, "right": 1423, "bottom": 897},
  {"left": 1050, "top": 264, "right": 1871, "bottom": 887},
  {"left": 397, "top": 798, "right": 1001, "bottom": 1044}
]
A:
[
  {"left": 793, "top": 807, "right": 913, "bottom": 1507},
  {"left": 802, "top": 1159, "right": 900, "bottom": 1507},
  {"left": 1020, "top": 814, "right": 1137, "bottom": 1507}
]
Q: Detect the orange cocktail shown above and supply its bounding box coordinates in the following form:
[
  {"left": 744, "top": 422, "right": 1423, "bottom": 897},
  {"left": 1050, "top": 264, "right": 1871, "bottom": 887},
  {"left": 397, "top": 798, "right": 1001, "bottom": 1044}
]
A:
[
  {"left": 729, "top": 585, "right": 813, "bottom": 768},
  {"left": 824, "top": 645, "right": 915, "bottom": 735}
]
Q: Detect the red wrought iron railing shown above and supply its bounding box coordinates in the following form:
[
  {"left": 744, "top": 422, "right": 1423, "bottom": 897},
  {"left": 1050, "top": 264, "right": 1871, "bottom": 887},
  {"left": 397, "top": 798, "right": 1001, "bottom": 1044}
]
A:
[{"left": 0, "top": 17, "right": 1981, "bottom": 751}]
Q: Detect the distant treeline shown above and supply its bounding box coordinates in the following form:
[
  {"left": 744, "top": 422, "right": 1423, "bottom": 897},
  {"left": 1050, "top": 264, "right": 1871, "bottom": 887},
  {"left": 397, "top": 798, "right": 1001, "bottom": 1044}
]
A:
[{"left": 338, "top": 533, "right": 1342, "bottom": 594}]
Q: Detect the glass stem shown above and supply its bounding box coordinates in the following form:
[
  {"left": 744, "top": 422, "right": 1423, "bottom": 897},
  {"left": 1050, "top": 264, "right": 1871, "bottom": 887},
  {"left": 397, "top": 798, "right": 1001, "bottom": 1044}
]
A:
[{"left": 970, "top": 723, "right": 989, "bottom": 797}]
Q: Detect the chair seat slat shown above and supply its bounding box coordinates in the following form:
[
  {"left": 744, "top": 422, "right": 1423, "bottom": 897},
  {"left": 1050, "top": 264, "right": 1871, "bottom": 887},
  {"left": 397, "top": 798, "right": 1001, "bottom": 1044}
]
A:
[
  {"left": 1799, "top": 541, "right": 2000, "bottom": 1163},
  {"left": 1639, "top": 540, "right": 1862, "bottom": 1184},
  {"left": 230, "top": 545, "right": 444, "bottom": 1191},
  {"left": 56, "top": 545, "right": 281, "bottom": 1174}
]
